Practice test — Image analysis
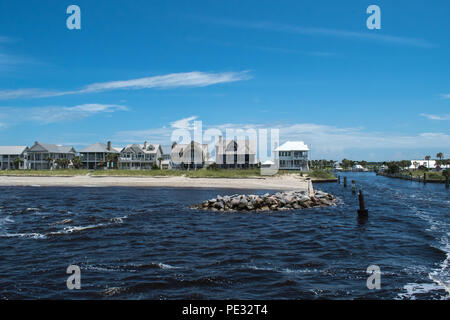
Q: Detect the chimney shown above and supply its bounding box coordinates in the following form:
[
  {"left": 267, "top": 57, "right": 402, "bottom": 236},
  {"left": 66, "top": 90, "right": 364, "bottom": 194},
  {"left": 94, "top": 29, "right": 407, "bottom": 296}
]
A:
[
  {"left": 107, "top": 141, "right": 111, "bottom": 151},
  {"left": 219, "top": 136, "right": 223, "bottom": 143},
  {"left": 144, "top": 141, "right": 148, "bottom": 149}
]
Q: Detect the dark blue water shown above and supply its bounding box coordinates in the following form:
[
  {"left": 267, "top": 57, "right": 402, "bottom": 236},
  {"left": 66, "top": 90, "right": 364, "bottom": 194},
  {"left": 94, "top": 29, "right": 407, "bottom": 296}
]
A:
[{"left": 0, "top": 173, "right": 448, "bottom": 299}]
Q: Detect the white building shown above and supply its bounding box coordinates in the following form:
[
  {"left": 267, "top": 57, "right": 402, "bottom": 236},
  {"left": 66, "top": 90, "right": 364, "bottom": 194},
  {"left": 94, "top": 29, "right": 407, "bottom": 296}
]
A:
[
  {"left": 409, "top": 160, "right": 450, "bottom": 170},
  {"left": 0, "top": 146, "right": 28, "bottom": 170},
  {"left": 171, "top": 141, "right": 209, "bottom": 169},
  {"left": 215, "top": 137, "right": 258, "bottom": 169},
  {"left": 274, "top": 141, "right": 309, "bottom": 171}
]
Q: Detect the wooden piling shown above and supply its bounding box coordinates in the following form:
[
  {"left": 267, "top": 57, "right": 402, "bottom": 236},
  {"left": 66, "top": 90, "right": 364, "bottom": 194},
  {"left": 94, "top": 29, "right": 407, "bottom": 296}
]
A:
[
  {"left": 338, "top": 176, "right": 341, "bottom": 184},
  {"left": 357, "top": 189, "right": 368, "bottom": 217},
  {"left": 424, "top": 173, "right": 427, "bottom": 184},
  {"left": 351, "top": 180, "right": 356, "bottom": 194},
  {"left": 343, "top": 176, "right": 347, "bottom": 187}
]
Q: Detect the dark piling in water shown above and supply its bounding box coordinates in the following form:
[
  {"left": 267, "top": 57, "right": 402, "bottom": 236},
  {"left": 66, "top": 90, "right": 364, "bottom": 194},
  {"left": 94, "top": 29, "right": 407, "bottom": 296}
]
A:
[
  {"left": 338, "top": 176, "right": 341, "bottom": 184},
  {"left": 357, "top": 190, "right": 368, "bottom": 217},
  {"left": 344, "top": 176, "right": 347, "bottom": 187},
  {"left": 424, "top": 173, "right": 427, "bottom": 184},
  {"left": 351, "top": 180, "right": 356, "bottom": 194}
]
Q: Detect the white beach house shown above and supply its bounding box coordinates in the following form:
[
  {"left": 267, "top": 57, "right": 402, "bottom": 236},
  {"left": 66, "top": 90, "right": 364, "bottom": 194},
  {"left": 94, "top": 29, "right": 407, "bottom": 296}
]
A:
[
  {"left": 26, "top": 142, "right": 76, "bottom": 170},
  {"left": 79, "top": 141, "right": 120, "bottom": 169},
  {"left": 215, "top": 137, "right": 258, "bottom": 169},
  {"left": 171, "top": 141, "right": 209, "bottom": 169},
  {"left": 274, "top": 141, "right": 309, "bottom": 171},
  {"left": 0, "top": 146, "right": 28, "bottom": 170},
  {"left": 118, "top": 141, "right": 162, "bottom": 169}
]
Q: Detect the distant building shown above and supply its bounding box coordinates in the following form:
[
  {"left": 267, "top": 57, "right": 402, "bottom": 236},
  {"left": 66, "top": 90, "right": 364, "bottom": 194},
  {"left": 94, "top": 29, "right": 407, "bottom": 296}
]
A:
[
  {"left": 26, "top": 142, "right": 76, "bottom": 170},
  {"left": 409, "top": 160, "right": 450, "bottom": 170},
  {"left": 118, "top": 141, "right": 162, "bottom": 169},
  {"left": 171, "top": 141, "right": 209, "bottom": 169},
  {"left": 274, "top": 141, "right": 309, "bottom": 171},
  {"left": 79, "top": 141, "right": 119, "bottom": 169},
  {"left": 352, "top": 164, "right": 366, "bottom": 172},
  {"left": 215, "top": 136, "right": 258, "bottom": 169},
  {"left": 333, "top": 162, "right": 343, "bottom": 171},
  {"left": 0, "top": 146, "right": 28, "bottom": 170}
]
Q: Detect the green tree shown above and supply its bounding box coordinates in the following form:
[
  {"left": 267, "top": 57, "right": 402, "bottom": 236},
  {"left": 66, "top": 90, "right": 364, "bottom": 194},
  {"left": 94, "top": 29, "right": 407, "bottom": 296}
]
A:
[
  {"left": 72, "top": 156, "right": 82, "bottom": 169},
  {"left": 13, "top": 157, "right": 23, "bottom": 170},
  {"left": 106, "top": 153, "right": 118, "bottom": 169},
  {"left": 45, "top": 156, "right": 54, "bottom": 170},
  {"left": 425, "top": 155, "right": 431, "bottom": 169},
  {"left": 437, "top": 152, "right": 444, "bottom": 160}
]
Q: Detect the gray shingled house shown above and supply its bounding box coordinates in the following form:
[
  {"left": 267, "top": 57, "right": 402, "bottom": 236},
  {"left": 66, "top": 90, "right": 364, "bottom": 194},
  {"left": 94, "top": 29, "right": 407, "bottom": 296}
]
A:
[
  {"left": 79, "top": 141, "right": 119, "bottom": 169},
  {"left": 26, "top": 142, "right": 76, "bottom": 170}
]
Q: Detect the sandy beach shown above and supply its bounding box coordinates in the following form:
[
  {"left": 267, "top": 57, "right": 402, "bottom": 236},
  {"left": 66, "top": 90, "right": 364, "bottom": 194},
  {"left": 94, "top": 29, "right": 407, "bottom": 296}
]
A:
[{"left": 0, "top": 174, "right": 308, "bottom": 191}]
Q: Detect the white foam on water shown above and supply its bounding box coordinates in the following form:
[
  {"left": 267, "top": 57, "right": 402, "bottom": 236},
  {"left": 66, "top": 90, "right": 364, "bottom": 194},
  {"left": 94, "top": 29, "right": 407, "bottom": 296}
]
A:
[
  {"left": 48, "top": 223, "right": 106, "bottom": 235},
  {"left": 158, "top": 263, "right": 179, "bottom": 269},
  {"left": 399, "top": 198, "right": 450, "bottom": 300},
  {"left": 1, "top": 232, "right": 47, "bottom": 239}
]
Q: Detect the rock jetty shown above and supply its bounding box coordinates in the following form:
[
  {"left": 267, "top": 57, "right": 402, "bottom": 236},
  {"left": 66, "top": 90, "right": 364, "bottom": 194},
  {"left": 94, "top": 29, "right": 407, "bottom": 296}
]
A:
[{"left": 190, "top": 190, "right": 337, "bottom": 212}]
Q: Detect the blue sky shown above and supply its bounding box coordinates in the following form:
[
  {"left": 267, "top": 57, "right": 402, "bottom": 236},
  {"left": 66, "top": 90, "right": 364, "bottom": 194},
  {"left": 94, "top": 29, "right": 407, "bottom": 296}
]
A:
[{"left": 0, "top": 0, "right": 449, "bottom": 161}]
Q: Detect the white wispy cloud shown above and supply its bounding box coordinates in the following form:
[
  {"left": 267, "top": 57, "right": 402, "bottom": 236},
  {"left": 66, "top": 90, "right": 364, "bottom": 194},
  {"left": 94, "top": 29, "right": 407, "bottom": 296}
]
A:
[
  {"left": 0, "top": 103, "right": 127, "bottom": 127},
  {"left": 0, "top": 71, "right": 251, "bottom": 100},
  {"left": 420, "top": 113, "right": 450, "bottom": 120},
  {"left": 170, "top": 116, "right": 198, "bottom": 129},
  {"left": 196, "top": 17, "right": 435, "bottom": 48},
  {"left": 441, "top": 94, "right": 450, "bottom": 99},
  {"left": 113, "top": 116, "right": 450, "bottom": 160}
]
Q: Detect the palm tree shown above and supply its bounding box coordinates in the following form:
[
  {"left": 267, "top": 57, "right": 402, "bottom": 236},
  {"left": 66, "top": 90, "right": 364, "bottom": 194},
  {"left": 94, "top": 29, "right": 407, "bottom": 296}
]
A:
[
  {"left": 106, "top": 153, "right": 118, "bottom": 169},
  {"left": 13, "top": 157, "right": 23, "bottom": 170},
  {"left": 413, "top": 161, "right": 419, "bottom": 170},
  {"left": 72, "top": 156, "right": 82, "bottom": 169},
  {"left": 437, "top": 152, "right": 444, "bottom": 160},
  {"left": 425, "top": 155, "right": 431, "bottom": 169},
  {"left": 45, "top": 156, "right": 54, "bottom": 170}
]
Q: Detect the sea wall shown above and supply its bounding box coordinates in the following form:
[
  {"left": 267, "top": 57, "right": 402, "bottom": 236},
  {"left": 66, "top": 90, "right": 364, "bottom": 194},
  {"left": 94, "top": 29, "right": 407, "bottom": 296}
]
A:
[{"left": 190, "top": 190, "right": 337, "bottom": 212}]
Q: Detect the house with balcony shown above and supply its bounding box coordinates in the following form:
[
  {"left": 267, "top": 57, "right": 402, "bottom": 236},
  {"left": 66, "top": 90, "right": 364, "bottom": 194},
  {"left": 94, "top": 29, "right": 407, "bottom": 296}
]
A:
[
  {"left": 171, "top": 141, "right": 209, "bottom": 169},
  {"left": 274, "top": 141, "right": 309, "bottom": 171},
  {"left": 215, "top": 136, "right": 258, "bottom": 169},
  {"left": 26, "top": 142, "right": 76, "bottom": 170},
  {"left": 79, "top": 141, "right": 119, "bottom": 169},
  {"left": 118, "top": 141, "right": 162, "bottom": 169},
  {"left": 0, "top": 146, "right": 28, "bottom": 170}
]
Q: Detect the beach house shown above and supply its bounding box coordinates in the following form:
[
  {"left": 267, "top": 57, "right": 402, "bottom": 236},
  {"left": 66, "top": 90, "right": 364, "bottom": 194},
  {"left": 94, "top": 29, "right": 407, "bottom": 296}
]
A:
[
  {"left": 215, "top": 137, "right": 258, "bottom": 169},
  {"left": 274, "top": 141, "right": 309, "bottom": 171},
  {"left": 26, "top": 142, "right": 76, "bottom": 170},
  {"left": 0, "top": 146, "right": 28, "bottom": 170},
  {"left": 118, "top": 141, "right": 162, "bottom": 169},
  {"left": 171, "top": 141, "right": 209, "bottom": 169},
  {"left": 79, "top": 141, "right": 120, "bottom": 169}
]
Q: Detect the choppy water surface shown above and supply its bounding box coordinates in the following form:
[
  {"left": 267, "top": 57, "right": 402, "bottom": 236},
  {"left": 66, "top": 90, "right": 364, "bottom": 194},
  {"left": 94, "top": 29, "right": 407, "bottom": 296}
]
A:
[{"left": 0, "top": 173, "right": 448, "bottom": 299}]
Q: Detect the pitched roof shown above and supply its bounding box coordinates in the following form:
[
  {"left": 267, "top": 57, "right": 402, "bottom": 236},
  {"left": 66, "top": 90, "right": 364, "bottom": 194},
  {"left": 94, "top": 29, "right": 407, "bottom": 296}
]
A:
[
  {"left": 28, "top": 142, "right": 76, "bottom": 154},
  {"left": 275, "top": 141, "right": 309, "bottom": 151},
  {"left": 0, "top": 146, "right": 28, "bottom": 155},
  {"left": 79, "top": 143, "right": 119, "bottom": 153},
  {"left": 122, "top": 143, "right": 161, "bottom": 154},
  {"left": 161, "top": 145, "right": 172, "bottom": 155},
  {"left": 216, "top": 139, "right": 257, "bottom": 154}
]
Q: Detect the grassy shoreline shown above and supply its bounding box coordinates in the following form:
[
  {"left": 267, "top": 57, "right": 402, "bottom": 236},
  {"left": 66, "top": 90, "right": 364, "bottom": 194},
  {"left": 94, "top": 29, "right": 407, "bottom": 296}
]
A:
[{"left": 0, "top": 168, "right": 336, "bottom": 180}]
